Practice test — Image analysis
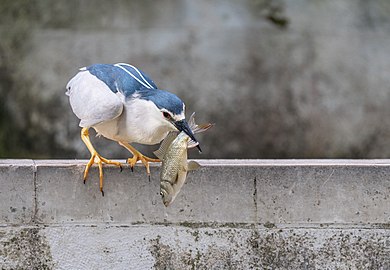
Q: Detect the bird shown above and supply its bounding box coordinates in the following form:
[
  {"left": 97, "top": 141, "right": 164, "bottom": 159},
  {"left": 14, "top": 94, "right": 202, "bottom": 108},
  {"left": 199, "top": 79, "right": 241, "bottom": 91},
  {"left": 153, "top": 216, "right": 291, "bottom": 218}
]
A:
[{"left": 65, "top": 63, "right": 199, "bottom": 195}]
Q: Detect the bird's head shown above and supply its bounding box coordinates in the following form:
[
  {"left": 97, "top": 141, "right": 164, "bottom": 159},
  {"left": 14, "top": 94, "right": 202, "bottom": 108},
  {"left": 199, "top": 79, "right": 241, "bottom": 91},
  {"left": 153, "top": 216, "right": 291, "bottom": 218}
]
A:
[{"left": 139, "top": 89, "right": 201, "bottom": 152}]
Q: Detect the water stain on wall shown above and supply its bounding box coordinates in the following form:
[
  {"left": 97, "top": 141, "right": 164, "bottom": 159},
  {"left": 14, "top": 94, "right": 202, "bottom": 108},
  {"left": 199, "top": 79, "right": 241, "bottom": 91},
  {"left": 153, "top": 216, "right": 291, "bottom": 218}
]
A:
[{"left": 0, "top": 227, "right": 55, "bottom": 269}]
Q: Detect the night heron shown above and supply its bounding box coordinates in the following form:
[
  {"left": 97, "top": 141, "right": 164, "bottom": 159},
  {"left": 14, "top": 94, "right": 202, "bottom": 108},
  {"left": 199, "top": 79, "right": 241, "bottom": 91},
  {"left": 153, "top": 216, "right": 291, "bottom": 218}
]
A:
[{"left": 66, "top": 63, "right": 199, "bottom": 195}]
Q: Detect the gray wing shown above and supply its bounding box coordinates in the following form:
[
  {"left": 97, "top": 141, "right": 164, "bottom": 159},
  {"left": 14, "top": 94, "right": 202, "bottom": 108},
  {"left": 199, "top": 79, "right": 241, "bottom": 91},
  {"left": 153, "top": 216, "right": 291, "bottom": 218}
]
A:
[{"left": 66, "top": 68, "right": 123, "bottom": 127}]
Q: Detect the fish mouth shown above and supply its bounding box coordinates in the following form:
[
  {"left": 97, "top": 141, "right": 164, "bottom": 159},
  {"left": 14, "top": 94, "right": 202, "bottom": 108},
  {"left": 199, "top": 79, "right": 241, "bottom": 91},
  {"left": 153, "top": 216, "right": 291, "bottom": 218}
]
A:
[
  {"left": 173, "top": 119, "right": 202, "bottom": 152},
  {"left": 160, "top": 187, "right": 171, "bottom": 207}
]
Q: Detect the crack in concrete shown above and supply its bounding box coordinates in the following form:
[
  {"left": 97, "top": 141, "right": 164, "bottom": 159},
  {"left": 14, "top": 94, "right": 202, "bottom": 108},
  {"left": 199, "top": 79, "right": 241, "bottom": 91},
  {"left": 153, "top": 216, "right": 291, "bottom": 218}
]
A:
[
  {"left": 253, "top": 177, "right": 258, "bottom": 224},
  {"left": 321, "top": 169, "right": 335, "bottom": 188},
  {"left": 31, "top": 160, "right": 38, "bottom": 224}
]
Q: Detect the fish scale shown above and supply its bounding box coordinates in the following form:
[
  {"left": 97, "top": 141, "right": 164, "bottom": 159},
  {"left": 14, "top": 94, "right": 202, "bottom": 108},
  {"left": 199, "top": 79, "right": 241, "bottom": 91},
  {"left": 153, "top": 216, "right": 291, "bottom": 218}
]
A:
[
  {"left": 154, "top": 113, "right": 214, "bottom": 206},
  {"left": 160, "top": 133, "right": 189, "bottom": 185}
]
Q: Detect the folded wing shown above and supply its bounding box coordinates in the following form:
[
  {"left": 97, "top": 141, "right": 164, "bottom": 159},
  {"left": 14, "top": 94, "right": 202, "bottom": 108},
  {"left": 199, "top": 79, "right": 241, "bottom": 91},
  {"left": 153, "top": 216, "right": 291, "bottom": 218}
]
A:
[{"left": 66, "top": 69, "right": 123, "bottom": 127}]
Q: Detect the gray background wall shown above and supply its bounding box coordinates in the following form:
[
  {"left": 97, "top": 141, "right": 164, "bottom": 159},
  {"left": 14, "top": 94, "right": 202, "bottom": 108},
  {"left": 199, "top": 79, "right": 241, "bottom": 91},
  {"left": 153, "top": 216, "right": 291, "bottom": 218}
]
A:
[{"left": 0, "top": 0, "right": 389, "bottom": 159}]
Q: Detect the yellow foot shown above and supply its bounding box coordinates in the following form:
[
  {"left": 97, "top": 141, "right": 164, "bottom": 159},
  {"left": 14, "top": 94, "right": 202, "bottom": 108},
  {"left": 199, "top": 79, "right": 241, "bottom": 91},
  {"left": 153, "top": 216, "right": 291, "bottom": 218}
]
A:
[
  {"left": 126, "top": 153, "right": 160, "bottom": 179},
  {"left": 118, "top": 141, "right": 160, "bottom": 179},
  {"left": 83, "top": 152, "right": 122, "bottom": 196}
]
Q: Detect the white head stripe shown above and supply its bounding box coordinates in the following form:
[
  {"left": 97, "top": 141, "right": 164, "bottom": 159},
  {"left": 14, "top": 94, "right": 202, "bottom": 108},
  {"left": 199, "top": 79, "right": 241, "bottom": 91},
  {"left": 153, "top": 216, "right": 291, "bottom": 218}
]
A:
[
  {"left": 114, "top": 64, "right": 151, "bottom": 89},
  {"left": 115, "top": 63, "right": 155, "bottom": 89}
]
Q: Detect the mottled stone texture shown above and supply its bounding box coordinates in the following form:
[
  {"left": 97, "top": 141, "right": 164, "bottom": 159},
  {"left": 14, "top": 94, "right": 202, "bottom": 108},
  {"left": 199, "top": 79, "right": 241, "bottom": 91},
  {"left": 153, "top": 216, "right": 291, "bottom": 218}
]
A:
[
  {"left": 0, "top": 0, "right": 390, "bottom": 159},
  {"left": 0, "top": 159, "right": 389, "bottom": 269}
]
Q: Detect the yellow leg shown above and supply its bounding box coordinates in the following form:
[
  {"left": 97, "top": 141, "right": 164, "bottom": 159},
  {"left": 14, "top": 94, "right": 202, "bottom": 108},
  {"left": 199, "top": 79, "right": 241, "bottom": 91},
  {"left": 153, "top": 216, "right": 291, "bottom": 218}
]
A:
[
  {"left": 81, "top": 127, "right": 122, "bottom": 195},
  {"left": 118, "top": 141, "right": 160, "bottom": 177}
]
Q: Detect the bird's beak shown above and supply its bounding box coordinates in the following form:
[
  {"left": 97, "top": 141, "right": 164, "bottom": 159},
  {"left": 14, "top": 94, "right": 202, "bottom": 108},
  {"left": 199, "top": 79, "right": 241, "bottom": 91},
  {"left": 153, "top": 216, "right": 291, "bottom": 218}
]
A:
[{"left": 174, "top": 119, "right": 202, "bottom": 152}]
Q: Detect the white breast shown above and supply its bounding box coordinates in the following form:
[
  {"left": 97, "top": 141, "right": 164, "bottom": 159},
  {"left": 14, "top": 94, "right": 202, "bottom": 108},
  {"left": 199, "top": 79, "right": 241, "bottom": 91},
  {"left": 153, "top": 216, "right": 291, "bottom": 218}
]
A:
[{"left": 94, "top": 98, "right": 176, "bottom": 145}]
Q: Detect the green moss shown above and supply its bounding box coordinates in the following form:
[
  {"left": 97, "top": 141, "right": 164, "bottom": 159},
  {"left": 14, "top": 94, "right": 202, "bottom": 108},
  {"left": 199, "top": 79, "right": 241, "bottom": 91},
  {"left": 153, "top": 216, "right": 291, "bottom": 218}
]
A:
[
  {"left": 0, "top": 228, "right": 55, "bottom": 269},
  {"left": 264, "top": 221, "right": 276, "bottom": 229},
  {"left": 191, "top": 230, "right": 200, "bottom": 242}
]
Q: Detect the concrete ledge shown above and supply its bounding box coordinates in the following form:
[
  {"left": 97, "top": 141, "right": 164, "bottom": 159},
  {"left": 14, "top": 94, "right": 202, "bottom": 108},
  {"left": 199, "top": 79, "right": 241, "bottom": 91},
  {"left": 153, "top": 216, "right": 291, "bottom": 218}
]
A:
[{"left": 0, "top": 159, "right": 389, "bottom": 269}]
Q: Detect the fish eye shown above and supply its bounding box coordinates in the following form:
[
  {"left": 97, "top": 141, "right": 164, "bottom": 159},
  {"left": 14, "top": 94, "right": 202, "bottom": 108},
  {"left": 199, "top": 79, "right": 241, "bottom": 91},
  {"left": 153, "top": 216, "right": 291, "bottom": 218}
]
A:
[{"left": 160, "top": 191, "right": 164, "bottom": 197}]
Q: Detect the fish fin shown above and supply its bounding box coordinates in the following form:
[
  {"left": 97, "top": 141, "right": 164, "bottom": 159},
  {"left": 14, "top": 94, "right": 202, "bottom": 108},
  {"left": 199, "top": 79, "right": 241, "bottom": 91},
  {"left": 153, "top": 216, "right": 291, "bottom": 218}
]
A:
[
  {"left": 174, "top": 173, "right": 180, "bottom": 184},
  {"left": 153, "top": 131, "right": 178, "bottom": 159},
  {"left": 187, "top": 139, "right": 199, "bottom": 149},
  {"left": 186, "top": 122, "right": 214, "bottom": 150},
  {"left": 194, "top": 123, "right": 214, "bottom": 134},
  {"left": 188, "top": 112, "right": 214, "bottom": 134},
  {"left": 187, "top": 160, "right": 201, "bottom": 171},
  {"left": 188, "top": 112, "right": 196, "bottom": 129}
]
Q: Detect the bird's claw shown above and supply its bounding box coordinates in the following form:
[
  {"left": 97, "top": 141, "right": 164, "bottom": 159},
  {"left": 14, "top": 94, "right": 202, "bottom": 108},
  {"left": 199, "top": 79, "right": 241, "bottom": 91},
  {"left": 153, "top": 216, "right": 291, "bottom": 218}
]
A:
[
  {"left": 126, "top": 154, "right": 159, "bottom": 178},
  {"left": 83, "top": 152, "right": 122, "bottom": 194},
  {"left": 119, "top": 141, "right": 159, "bottom": 179},
  {"left": 81, "top": 128, "right": 122, "bottom": 194}
]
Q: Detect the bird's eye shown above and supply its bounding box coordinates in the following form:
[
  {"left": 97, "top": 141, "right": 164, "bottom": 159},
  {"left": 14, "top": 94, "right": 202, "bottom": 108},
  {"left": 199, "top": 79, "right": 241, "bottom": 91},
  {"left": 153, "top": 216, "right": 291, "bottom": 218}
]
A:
[{"left": 162, "top": 112, "right": 171, "bottom": 119}]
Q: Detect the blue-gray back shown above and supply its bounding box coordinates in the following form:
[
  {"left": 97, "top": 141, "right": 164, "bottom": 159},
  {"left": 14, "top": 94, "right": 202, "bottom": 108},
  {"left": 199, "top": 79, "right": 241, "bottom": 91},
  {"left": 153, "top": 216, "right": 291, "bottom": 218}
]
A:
[{"left": 87, "top": 63, "right": 158, "bottom": 97}]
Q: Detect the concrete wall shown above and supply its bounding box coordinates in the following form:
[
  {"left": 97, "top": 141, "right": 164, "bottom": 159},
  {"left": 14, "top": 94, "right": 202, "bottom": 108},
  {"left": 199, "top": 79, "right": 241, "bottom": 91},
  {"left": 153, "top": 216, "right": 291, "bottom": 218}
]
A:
[{"left": 0, "top": 159, "right": 389, "bottom": 269}]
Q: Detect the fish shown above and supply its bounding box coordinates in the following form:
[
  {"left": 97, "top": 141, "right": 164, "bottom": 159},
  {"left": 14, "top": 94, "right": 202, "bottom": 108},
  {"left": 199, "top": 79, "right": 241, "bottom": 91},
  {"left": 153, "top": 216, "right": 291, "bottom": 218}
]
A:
[{"left": 153, "top": 113, "right": 213, "bottom": 207}]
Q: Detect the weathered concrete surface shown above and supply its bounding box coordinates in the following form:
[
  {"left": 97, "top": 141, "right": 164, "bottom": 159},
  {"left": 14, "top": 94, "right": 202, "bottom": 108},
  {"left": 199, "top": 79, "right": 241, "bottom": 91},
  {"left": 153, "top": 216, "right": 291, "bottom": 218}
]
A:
[
  {"left": 0, "top": 160, "right": 35, "bottom": 225},
  {"left": 0, "top": 159, "right": 389, "bottom": 269},
  {"left": 0, "top": 226, "right": 388, "bottom": 270}
]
